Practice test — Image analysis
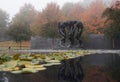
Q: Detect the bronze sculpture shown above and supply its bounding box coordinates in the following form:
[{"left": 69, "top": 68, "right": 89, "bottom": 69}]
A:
[{"left": 58, "top": 20, "right": 84, "bottom": 48}]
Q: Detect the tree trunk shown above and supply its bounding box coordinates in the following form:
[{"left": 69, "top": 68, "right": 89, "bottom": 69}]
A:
[
  {"left": 52, "top": 38, "right": 55, "bottom": 50},
  {"left": 20, "top": 41, "right": 22, "bottom": 49},
  {"left": 112, "top": 39, "right": 115, "bottom": 49}
]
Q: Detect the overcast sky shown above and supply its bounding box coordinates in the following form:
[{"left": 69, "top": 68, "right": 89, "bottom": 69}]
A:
[{"left": 0, "top": 0, "right": 85, "bottom": 18}]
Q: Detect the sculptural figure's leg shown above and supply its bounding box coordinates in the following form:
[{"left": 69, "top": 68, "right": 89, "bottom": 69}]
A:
[
  {"left": 76, "top": 32, "right": 82, "bottom": 47},
  {"left": 76, "top": 24, "right": 83, "bottom": 47},
  {"left": 69, "top": 26, "right": 75, "bottom": 47},
  {"left": 69, "top": 32, "right": 74, "bottom": 47},
  {"left": 59, "top": 28, "right": 66, "bottom": 47},
  {"left": 61, "top": 35, "right": 66, "bottom": 44}
]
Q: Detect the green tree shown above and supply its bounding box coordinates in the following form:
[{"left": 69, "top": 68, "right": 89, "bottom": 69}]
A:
[
  {"left": 39, "top": 22, "right": 60, "bottom": 49},
  {"left": 7, "top": 4, "right": 37, "bottom": 49},
  {"left": 0, "top": 9, "right": 9, "bottom": 39},
  {"left": 0, "top": 9, "right": 9, "bottom": 28},
  {"left": 7, "top": 22, "right": 30, "bottom": 48},
  {"left": 102, "top": 0, "right": 120, "bottom": 48}
]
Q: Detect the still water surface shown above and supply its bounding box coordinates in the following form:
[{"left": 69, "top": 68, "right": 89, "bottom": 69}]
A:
[{"left": 0, "top": 53, "right": 119, "bottom": 82}]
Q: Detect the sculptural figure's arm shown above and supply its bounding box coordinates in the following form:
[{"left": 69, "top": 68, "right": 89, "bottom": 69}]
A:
[
  {"left": 58, "top": 22, "right": 66, "bottom": 36},
  {"left": 76, "top": 21, "right": 84, "bottom": 47},
  {"left": 58, "top": 22, "right": 66, "bottom": 44}
]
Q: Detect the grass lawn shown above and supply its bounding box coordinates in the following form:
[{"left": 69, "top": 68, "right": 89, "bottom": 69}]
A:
[{"left": 0, "top": 41, "right": 30, "bottom": 50}]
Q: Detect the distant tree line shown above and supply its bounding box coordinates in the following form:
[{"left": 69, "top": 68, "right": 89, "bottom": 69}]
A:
[{"left": 0, "top": 0, "right": 120, "bottom": 48}]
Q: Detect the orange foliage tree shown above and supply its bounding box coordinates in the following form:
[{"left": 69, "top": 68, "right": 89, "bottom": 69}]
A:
[
  {"left": 68, "top": 3, "right": 85, "bottom": 20},
  {"left": 31, "top": 2, "right": 62, "bottom": 49},
  {"left": 62, "top": 2, "right": 85, "bottom": 21},
  {"left": 82, "top": 0, "right": 106, "bottom": 34},
  {"left": 31, "top": 0, "right": 107, "bottom": 36},
  {"left": 31, "top": 2, "right": 62, "bottom": 36}
]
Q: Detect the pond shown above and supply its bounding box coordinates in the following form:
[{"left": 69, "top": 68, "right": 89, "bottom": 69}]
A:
[{"left": 0, "top": 52, "right": 120, "bottom": 82}]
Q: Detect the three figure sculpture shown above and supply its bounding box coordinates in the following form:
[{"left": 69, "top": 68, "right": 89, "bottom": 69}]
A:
[{"left": 58, "top": 20, "right": 84, "bottom": 48}]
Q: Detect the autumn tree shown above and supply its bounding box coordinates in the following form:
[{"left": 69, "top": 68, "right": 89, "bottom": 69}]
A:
[
  {"left": 0, "top": 9, "right": 9, "bottom": 39},
  {"left": 7, "top": 4, "right": 37, "bottom": 49},
  {"left": 32, "top": 2, "right": 61, "bottom": 35},
  {"left": 31, "top": 2, "right": 61, "bottom": 49},
  {"left": 102, "top": 0, "right": 120, "bottom": 48},
  {"left": 61, "top": 2, "right": 74, "bottom": 20},
  {"left": 82, "top": 0, "right": 105, "bottom": 34},
  {"left": 61, "top": 2, "right": 85, "bottom": 20},
  {"left": 68, "top": 3, "right": 85, "bottom": 20}
]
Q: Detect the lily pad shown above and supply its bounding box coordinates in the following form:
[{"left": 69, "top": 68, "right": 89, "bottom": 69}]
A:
[
  {"left": 43, "top": 62, "right": 61, "bottom": 67},
  {"left": 11, "top": 70, "right": 22, "bottom": 74},
  {"left": 0, "top": 64, "right": 5, "bottom": 69},
  {"left": 42, "top": 63, "right": 54, "bottom": 67},
  {"left": 4, "top": 60, "right": 18, "bottom": 68},
  {"left": 2, "top": 68, "right": 13, "bottom": 71},
  {"left": 25, "top": 64, "right": 44, "bottom": 68},
  {"left": 31, "top": 59, "right": 40, "bottom": 65},
  {"left": 11, "top": 68, "right": 38, "bottom": 74},
  {"left": 18, "top": 61, "right": 31, "bottom": 66},
  {"left": 34, "top": 67, "right": 46, "bottom": 71},
  {"left": 13, "top": 54, "right": 21, "bottom": 60},
  {"left": 21, "top": 68, "right": 39, "bottom": 73},
  {"left": 46, "top": 60, "right": 60, "bottom": 63}
]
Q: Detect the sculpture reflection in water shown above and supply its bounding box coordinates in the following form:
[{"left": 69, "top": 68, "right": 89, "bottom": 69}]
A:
[
  {"left": 58, "top": 20, "right": 84, "bottom": 48},
  {"left": 58, "top": 58, "right": 84, "bottom": 82},
  {"left": 0, "top": 72, "right": 8, "bottom": 82}
]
